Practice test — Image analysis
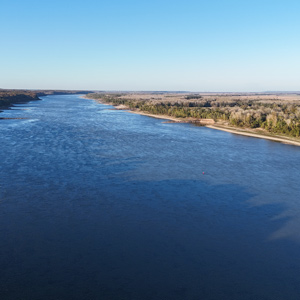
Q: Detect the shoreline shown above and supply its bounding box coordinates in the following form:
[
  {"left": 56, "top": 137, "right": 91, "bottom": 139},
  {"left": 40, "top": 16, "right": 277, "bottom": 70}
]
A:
[
  {"left": 86, "top": 96, "right": 300, "bottom": 147},
  {"left": 130, "top": 110, "right": 300, "bottom": 146},
  {"left": 126, "top": 110, "right": 181, "bottom": 122}
]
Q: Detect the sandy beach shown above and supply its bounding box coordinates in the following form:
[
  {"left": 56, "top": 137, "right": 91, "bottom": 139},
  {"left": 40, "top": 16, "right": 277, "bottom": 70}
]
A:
[{"left": 206, "top": 125, "right": 300, "bottom": 146}]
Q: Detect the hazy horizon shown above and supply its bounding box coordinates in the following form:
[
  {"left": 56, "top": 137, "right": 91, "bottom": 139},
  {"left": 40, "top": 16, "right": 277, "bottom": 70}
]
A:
[{"left": 1, "top": 88, "right": 300, "bottom": 95}]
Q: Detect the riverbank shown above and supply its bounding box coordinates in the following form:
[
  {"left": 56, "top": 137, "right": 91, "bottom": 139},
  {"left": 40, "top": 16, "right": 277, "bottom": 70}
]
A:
[
  {"left": 0, "top": 92, "right": 40, "bottom": 110},
  {"left": 87, "top": 96, "right": 300, "bottom": 146},
  {"left": 131, "top": 110, "right": 300, "bottom": 146}
]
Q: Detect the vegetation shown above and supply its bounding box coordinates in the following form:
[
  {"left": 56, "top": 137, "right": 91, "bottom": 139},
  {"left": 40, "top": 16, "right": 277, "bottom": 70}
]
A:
[{"left": 86, "top": 93, "right": 300, "bottom": 138}]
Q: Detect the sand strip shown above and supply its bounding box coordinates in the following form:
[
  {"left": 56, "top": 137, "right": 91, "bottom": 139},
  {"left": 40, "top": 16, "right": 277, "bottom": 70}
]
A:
[{"left": 206, "top": 125, "right": 300, "bottom": 146}]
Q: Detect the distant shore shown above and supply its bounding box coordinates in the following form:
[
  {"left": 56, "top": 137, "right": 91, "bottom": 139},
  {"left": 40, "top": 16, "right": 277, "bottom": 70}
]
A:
[
  {"left": 0, "top": 90, "right": 92, "bottom": 111},
  {"left": 86, "top": 95, "right": 300, "bottom": 147}
]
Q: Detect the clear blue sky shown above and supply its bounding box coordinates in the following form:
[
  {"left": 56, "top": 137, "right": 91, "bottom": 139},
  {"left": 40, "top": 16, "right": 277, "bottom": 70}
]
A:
[{"left": 1, "top": 0, "right": 299, "bottom": 92}]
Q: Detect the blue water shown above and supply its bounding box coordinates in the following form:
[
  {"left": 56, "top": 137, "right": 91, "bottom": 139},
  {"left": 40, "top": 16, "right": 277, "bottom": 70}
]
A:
[{"left": 0, "top": 94, "right": 300, "bottom": 299}]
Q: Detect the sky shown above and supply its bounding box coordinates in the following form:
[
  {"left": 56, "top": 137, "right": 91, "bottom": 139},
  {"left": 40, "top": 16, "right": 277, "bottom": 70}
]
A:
[{"left": 1, "top": 0, "right": 300, "bottom": 92}]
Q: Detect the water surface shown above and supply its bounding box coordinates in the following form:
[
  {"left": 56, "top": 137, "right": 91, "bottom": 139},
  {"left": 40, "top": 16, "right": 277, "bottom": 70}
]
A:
[{"left": 0, "top": 95, "right": 300, "bottom": 299}]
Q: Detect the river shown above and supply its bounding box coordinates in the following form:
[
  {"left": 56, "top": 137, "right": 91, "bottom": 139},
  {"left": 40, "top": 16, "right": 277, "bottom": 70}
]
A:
[{"left": 0, "top": 94, "right": 300, "bottom": 299}]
